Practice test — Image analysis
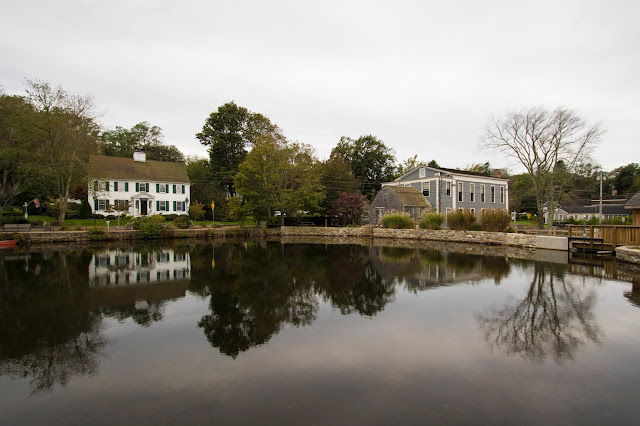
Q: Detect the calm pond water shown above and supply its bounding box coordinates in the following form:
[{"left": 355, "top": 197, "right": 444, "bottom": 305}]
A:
[{"left": 1, "top": 240, "right": 640, "bottom": 425}]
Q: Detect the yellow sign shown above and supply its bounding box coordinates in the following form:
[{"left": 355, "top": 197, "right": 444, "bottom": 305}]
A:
[
  {"left": 211, "top": 201, "right": 215, "bottom": 210},
  {"left": 211, "top": 259, "right": 216, "bottom": 269}
]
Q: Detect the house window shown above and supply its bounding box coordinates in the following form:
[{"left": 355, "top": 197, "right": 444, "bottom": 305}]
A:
[
  {"left": 97, "top": 199, "right": 108, "bottom": 211},
  {"left": 446, "top": 182, "right": 451, "bottom": 196},
  {"left": 458, "top": 182, "right": 463, "bottom": 202},
  {"left": 114, "top": 200, "right": 129, "bottom": 211},
  {"left": 174, "top": 201, "right": 186, "bottom": 212},
  {"left": 422, "top": 182, "right": 430, "bottom": 197},
  {"left": 157, "top": 201, "right": 169, "bottom": 211},
  {"left": 491, "top": 186, "right": 496, "bottom": 203},
  {"left": 470, "top": 184, "right": 475, "bottom": 202},
  {"left": 481, "top": 185, "right": 485, "bottom": 202},
  {"left": 93, "top": 180, "right": 99, "bottom": 191},
  {"left": 446, "top": 208, "right": 451, "bottom": 214},
  {"left": 136, "top": 182, "right": 149, "bottom": 192},
  {"left": 173, "top": 184, "right": 186, "bottom": 194},
  {"left": 104, "top": 181, "right": 110, "bottom": 191},
  {"left": 470, "top": 208, "right": 475, "bottom": 215},
  {"left": 419, "top": 168, "right": 426, "bottom": 178},
  {"left": 157, "top": 184, "right": 169, "bottom": 193},
  {"left": 584, "top": 214, "right": 589, "bottom": 220},
  {"left": 500, "top": 187, "right": 505, "bottom": 204}
]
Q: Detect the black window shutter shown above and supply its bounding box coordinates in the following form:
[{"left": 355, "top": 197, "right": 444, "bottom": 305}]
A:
[
  {"left": 125, "top": 182, "right": 129, "bottom": 191},
  {"left": 135, "top": 183, "right": 139, "bottom": 192},
  {"left": 156, "top": 183, "right": 160, "bottom": 192},
  {"left": 173, "top": 201, "right": 176, "bottom": 211}
]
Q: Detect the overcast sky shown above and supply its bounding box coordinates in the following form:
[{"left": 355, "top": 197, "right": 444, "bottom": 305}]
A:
[{"left": 2, "top": 0, "right": 638, "bottom": 173}]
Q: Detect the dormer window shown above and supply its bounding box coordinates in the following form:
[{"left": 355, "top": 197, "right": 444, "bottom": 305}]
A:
[{"left": 419, "top": 168, "right": 426, "bottom": 178}]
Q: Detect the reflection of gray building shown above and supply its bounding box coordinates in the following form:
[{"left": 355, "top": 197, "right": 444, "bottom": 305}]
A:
[
  {"left": 89, "top": 249, "right": 190, "bottom": 286},
  {"left": 370, "top": 246, "right": 487, "bottom": 289}
]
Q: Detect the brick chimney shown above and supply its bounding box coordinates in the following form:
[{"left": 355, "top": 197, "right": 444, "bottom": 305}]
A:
[{"left": 493, "top": 169, "right": 502, "bottom": 178}]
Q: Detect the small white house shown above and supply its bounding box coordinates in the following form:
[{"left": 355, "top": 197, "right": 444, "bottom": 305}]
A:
[{"left": 88, "top": 150, "right": 190, "bottom": 217}]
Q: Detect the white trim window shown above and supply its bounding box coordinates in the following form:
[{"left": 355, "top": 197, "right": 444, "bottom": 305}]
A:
[
  {"left": 419, "top": 167, "right": 426, "bottom": 178},
  {"left": 481, "top": 185, "right": 485, "bottom": 202},
  {"left": 491, "top": 186, "right": 496, "bottom": 203},
  {"left": 174, "top": 201, "right": 186, "bottom": 212},
  {"left": 422, "top": 182, "right": 430, "bottom": 197},
  {"left": 470, "top": 208, "right": 475, "bottom": 215},
  {"left": 470, "top": 184, "right": 475, "bottom": 202},
  {"left": 158, "top": 201, "right": 169, "bottom": 211},
  {"left": 446, "top": 181, "right": 451, "bottom": 196},
  {"left": 500, "top": 187, "right": 505, "bottom": 204},
  {"left": 458, "top": 182, "right": 463, "bottom": 202},
  {"left": 97, "top": 199, "right": 108, "bottom": 211}
]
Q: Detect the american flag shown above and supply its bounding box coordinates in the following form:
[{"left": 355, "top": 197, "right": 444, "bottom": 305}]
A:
[{"left": 33, "top": 198, "right": 40, "bottom": 208}]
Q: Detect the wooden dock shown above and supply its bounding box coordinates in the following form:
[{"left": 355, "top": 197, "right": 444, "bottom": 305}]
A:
[{"left": 568, "top": 225, "right": 640, "bottom": 252}]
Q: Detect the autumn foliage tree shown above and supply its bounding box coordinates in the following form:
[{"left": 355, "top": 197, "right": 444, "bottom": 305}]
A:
[{"left": 328, "top": 192, "right": 367, "bottom": 226}]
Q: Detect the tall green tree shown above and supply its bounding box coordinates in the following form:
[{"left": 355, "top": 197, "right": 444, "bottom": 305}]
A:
[
  {"left": 185, "top": 157, "right": 228, "bottom": 220},
  {"left": 235, "top": 136, "right": 324, "bottom": 225},
  {"left": 482, "top": 107, "right": 602, "bottom": 228},
  {"left": 0, "top": 94, "right": 39, "bottom": 209},
  {"left": 100, "top": 122, "right": 184, "bottom": 162},
  {"left": 609, "top": 163, "right": 640, "bottom": 195},
  {"left": 330, "top": 135, "right": 396, "bottom": 197},
  {"left": 26, "top": 80, "right": 100, "bottom": 224},
  {"left": 318, "top": 155, "right": 361, "bottom": 211},
  {"left": 196, "top": 102, "right": 281, "bottom": 196}
]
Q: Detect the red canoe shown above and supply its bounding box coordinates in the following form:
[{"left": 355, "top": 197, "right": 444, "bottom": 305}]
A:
[{"left": 0, "top": 239, "right": 18, "bottom": 247}]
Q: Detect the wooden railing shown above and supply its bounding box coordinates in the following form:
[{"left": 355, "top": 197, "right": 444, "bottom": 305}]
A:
[{"left": 568, "top": 225, "right": 640, "bottom": 246}]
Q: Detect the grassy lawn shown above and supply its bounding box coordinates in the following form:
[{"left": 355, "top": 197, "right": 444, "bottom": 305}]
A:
[{"left": 27, "top": 215, "right": 256, "bottom": 228}]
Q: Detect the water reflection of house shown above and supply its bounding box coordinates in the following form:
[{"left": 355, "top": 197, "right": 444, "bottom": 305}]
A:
[{"left": 89, "top": 249, "right": 190, "bottom": 286}]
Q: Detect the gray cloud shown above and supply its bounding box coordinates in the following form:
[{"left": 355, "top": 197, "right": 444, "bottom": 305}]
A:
[{"left": 2, "top": 0, "right": 638, "bottom": 172}]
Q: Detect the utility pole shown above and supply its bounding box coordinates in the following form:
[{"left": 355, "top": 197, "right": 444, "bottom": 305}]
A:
[{"left": 599, "top": 170, "right": 604, "bottom": 225}]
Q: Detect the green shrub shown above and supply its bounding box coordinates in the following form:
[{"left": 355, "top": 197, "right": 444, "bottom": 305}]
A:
[
  {"left": 446, "top": 210, "right": 477, "bottom": 230},
  {"left": 0, "top": 215, "right": 29, "bottom": 225},
  {"left": 469, "top": 223, "right": 483, "bottom": 231},
  {"left": 130, "top": 215, "right": 167, "bottom": 239},
  {"left": 173, "top": 215, "right": 191, "bottom": 229},
  {"left": 189, "top": 201, "right": 205, "bottom": 220},
  {"left": 381, "top": 211, "right": 415, "bottom": 229},
  {"left": 419, "top": 212, "right": 445, "bottom": 230},
  {"left": 480, "top": 209, "right": 511, "bottom": 232},
  {"left": 163, "top": 214, "right": 178, "bottom": 221},
  {"left": 88, "top": 227, "right": 108, "bottom": 240}
]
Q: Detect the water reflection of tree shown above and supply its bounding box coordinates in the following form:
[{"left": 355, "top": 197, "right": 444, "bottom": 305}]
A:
[
  {"left": 193, "top": 243, "right": 321, "bottom": 358},
  {"left": 191, "top": 243, "right": 395, "bottom": 358},
  {"left": 0, "top": 245, "right": 188, "bottom": 394},
  {"left": 0, "top": 250, "right": 107, "bottom": 395},
  {"left": 477, "top": 262, "right": 602, "bottom": 362}
]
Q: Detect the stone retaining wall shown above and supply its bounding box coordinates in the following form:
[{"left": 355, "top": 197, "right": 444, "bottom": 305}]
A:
[
  {"left": 616, "top": 246, "right": 640, "bottom": 265},
  {"left": 1, "top": 227, "right": 277, "bottom": 246},
  {"left": 280, "top": 226, "right": 568, "bottom": 251},
  {"left": 4, "top": 225, "right": 568, "bottom": 251}
]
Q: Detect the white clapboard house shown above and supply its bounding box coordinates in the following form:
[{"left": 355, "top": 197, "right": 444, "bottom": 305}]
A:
[{"left": 88, "top": 150, "right": 190, "bottom": 217}]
